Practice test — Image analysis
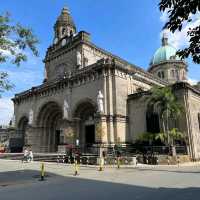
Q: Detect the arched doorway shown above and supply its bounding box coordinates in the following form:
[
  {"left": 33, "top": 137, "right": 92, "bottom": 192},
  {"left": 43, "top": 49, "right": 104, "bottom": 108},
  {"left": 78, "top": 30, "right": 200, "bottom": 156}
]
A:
[
  {"left": 73, "top": 100, "right": 97, "bottom": 148},
  {"left": 17, "top": 116, "right": 29, "bottom": 151},
  {"left": 37, "top": 102, "right": 63, "bottom": 152}
]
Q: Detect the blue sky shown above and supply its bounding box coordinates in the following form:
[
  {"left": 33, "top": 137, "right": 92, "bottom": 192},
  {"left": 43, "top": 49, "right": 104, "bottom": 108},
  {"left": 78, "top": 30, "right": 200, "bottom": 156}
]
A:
[{"left": 0, "top": 0, "right": 200, "bottom": 125}]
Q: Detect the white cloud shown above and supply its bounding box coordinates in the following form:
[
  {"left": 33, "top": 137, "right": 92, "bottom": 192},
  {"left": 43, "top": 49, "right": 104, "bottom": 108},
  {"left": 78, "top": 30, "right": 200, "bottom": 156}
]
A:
[
  {"left": 7, "top": 69, "right": 43, "bottom": 87},
  {"left": 187, "top": 78, "right": 198, "bottom": 85},
  {"left": 0, "top": 97, "right": 13, "bottom": 125},
  {"left": 160, "top": 11, "right": 200, "bottom": 49}
]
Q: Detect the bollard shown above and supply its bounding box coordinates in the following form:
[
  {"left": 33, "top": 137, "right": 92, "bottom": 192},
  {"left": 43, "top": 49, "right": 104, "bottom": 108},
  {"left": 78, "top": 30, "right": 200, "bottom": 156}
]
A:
[
  {"left": 177, "top": 156, "right": 180, "bottom": 167},
  {"left": 99, "top": 157, "right": 104, "bottom": 171},
  {"left": 167, "top": 157, "right": 170, "bottom": 165},
  {"left": 74, "top": 159, "right": 79, "bottom": 176},
  {"left": 117, "top": 157, "right": 120, "bottom": 169},
  {"left": 40, "top": 163, "right": 45, "bottom": 181},
  {"left": 63, "top": 156, "right": 65, "bottom": 163}
]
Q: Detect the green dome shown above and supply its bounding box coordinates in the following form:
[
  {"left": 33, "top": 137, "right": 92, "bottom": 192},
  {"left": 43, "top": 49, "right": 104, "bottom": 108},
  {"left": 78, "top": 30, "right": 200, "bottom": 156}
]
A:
[
  {"left": 151, "top": 35, "right": 181, "bottom": 65},
  {"left": 151, "top": 45, "right": 180, "bottom": 65}
]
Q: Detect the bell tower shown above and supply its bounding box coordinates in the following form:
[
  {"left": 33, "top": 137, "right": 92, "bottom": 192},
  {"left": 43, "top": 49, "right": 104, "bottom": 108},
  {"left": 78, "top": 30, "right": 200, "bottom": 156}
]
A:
[{"left": 53, "top": 7, "right": 77, "bottom": 44}]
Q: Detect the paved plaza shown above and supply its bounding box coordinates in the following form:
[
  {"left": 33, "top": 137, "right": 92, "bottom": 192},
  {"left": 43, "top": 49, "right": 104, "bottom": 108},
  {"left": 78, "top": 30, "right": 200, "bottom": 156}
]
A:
[{"left": 0, "top": 160, "right": 200, "bottom": 199}]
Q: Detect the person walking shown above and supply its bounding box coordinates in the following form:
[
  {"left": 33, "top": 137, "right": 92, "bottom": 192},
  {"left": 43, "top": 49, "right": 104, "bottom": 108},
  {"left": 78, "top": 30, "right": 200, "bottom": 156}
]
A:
[
  {"left": 22, "top": 148, "right": 29, "bottom": 163},
  {"left": 28, "top": 149, "right": 33, "bottom": 162}
]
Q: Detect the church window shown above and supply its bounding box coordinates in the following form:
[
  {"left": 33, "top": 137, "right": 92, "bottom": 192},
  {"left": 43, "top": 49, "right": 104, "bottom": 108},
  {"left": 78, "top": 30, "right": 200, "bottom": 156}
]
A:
[
  {"left": 158, "top": 72, "right": 161, "bottom": 78},
  {"left": 146, "top": 112, "right": 160, "bottom": 133},
  {"left": 158, "top": 71, "right": 164, "bottom": 79},
  {"left": 62, "top": 28, "right": 66, "bottom": 36},
  {"left": 198, "top": 113, "right": 200, "bottom": 130},
  {"left": 161, "top": 71, "right": 165, "bottom": 79}
]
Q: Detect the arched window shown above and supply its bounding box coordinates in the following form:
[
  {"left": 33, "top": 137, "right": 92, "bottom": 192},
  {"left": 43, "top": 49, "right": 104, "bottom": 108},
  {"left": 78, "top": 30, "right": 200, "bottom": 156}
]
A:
[
  {"left": 146, "top": 111, "right": 160, "bottom": 133},
  {"left": 158, "top": 71, "right": 165, "bottom": 79},
  {"left": 161, "top": 71, "right": 165, "bottom": 79},
  {"left": 62, "top": 28, "right": 66, "bottom": 36}
]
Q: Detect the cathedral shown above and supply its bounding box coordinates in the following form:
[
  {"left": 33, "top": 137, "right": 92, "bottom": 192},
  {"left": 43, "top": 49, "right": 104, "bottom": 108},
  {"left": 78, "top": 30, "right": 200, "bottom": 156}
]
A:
[{"left": 12, "top": 7, "right": 200, "bottom": 159}]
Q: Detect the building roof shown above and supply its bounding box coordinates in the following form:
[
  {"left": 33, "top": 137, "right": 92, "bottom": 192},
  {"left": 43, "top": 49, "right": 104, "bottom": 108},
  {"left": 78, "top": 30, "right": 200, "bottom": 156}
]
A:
[
  {"left": 54, "top": 7, "right": 76, "bottom": 31},
  {"left": 150, "top": 34, "right": 181, "bottom": 65}
]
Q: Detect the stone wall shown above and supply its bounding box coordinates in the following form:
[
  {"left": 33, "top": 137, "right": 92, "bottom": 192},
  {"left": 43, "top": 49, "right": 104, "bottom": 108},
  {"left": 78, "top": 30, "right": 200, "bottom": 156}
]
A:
[{"left": 186, "top": 90, "right": 200, "bottom": 159}]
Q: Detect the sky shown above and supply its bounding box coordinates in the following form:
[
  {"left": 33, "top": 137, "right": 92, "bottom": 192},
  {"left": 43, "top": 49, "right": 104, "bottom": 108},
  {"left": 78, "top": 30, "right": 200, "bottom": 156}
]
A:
[{"left": 0, "top": 0, "right": 200, "bottom": 125}]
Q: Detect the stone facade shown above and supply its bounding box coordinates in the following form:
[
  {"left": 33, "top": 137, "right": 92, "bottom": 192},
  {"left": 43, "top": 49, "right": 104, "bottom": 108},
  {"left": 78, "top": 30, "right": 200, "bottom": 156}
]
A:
[{"left": 12, "top": 7, "right": 200, "bottom": 159}]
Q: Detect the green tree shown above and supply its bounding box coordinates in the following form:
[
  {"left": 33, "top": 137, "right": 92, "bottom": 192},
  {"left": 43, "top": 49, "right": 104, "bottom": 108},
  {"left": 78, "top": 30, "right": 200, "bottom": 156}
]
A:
[
  {"left": 155, "top": 128, "right": 185, "bottom": 146},
  {"left": 137, "top": 132, "right": 155, "bottom": 144},
  {"left": 159, "top": 0, "right": 200, "bottom": 63},
  {"left": 0, "top": 12, "right": 38, "bottom": 96},
  {"left": 147, "top": 86, "right": 183, "bottom": 147}
]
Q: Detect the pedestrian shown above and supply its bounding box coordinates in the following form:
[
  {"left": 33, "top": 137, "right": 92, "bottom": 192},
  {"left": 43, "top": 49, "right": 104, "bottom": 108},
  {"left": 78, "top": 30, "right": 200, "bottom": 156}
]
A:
[
  {"left": 28, "top": 149, "right": 33, "bottom": 162},
  {"left": 22, "top": 148, "right": 28, "bottom": 162}
]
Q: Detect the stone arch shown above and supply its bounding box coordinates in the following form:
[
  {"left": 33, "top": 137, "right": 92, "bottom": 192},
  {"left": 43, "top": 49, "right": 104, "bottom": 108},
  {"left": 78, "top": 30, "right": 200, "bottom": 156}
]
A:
[
  {"left": 72, "top": 98, "right": 97, "bottom": 118},
  {"left": 36, "top": 101, "right": 63, "bottom": 152},
  {"left": 17, "top": 116, "right": 29, "bottom": 150},
  {"left": 72, "top": 98, "right": 98, "bottom": 148}
]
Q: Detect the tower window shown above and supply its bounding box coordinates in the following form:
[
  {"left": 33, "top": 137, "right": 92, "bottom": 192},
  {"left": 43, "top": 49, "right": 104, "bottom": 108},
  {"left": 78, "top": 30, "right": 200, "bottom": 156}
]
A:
[
  {"left": 161, "top": 71, "right": 165, "bottom": 79},
  {"left": 62, "top": 28, "right": 66, "bottom": 36},
  {"left": 158, "top": 71, "right": 164, "bottom": 79}
]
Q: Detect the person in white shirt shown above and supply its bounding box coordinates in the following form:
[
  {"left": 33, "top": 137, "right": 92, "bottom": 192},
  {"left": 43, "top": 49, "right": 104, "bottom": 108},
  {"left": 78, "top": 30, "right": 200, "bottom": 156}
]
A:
[
  {"left": 23, "top": 148, "right": 28, "bottom": 162},
  {"left": 28, "top": 149, "right": 33, "bottom": 162}
]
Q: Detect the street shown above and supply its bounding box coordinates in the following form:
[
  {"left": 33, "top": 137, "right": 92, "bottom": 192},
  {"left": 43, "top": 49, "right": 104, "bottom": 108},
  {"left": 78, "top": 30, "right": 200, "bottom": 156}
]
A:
[{"left": 0, "top": 160, "right": 200, "bottom": 199}]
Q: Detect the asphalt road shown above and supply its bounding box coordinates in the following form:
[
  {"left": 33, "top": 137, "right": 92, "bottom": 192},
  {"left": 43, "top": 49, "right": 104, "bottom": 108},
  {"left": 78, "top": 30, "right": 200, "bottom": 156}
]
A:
[{"left": 0, "top": 160, "right": 200, "bottom": 200}]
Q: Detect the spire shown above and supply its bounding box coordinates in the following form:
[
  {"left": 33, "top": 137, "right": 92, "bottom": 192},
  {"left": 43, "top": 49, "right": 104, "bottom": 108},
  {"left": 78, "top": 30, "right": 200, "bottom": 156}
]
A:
[
  {"left": 54, "top": 6, "right": 77, "bottom": 40},
  {"left": 62, "top": 6, "right": 70, "bottom": 14},
  {"left": 162, "top": 31, "right": 168, "bottom": 46}
]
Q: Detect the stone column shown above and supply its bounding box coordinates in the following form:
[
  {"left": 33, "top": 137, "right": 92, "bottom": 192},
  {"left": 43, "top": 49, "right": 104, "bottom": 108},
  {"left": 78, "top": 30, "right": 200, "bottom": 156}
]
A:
[
  {"left": 26, "top": 126, "right": 41, "bottom": 152},
  {"left": 95, "top": 114, "right": 108, "bottom": 144}
]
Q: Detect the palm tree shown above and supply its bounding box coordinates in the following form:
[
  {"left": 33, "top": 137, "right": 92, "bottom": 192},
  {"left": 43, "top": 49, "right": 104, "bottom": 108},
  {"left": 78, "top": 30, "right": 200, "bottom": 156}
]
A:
[{"left": 147, "top": 86, "right": 184, "bottom": 155}]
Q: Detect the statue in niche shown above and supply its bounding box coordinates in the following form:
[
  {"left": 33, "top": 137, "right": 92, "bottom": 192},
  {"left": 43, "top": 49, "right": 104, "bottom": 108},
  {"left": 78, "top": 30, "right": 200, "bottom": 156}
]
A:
[
  {"left": 77, "top": 51, "right": 82, "bottom": 68},
  {"left": 97, "top": 90, "right": 104, "bottom": 113},
  {"left": 28, "top": 109, "right": 34, "bottom": 125},
  {"left": 63, "top": 100, "right": 69, "bottom": 119}
]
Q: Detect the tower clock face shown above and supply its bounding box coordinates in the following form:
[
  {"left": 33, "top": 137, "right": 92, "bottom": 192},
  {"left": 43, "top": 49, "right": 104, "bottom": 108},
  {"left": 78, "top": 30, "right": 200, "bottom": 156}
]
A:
[
  {"left": 61, "top": 39, "right": 66, "bottom": 46},
  {"left": 54, "top": 38, "right": 58, "bottom": 44}
]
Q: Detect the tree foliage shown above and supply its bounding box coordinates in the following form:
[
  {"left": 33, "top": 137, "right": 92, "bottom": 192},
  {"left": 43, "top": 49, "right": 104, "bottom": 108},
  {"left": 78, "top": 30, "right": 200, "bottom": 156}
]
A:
[
  {"left": 147, "top": 86, "right": 183, "bottom": 145},
  {"left": 0, "top": 12, "right": 38, "bottom": 96},
  {"left": 155, "top": 128, "right": 185, "bottom": 145},
  {"left": 159, "top": 0, "right": 200, "bottom": 63},
  {"left": 137, "top": 128, "right": 185, "bottom": 147}
]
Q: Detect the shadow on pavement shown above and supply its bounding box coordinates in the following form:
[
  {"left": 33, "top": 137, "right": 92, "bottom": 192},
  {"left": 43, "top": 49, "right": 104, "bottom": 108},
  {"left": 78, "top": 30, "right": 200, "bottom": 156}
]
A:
[{"left": 0, "top": 168, "right": 200, "bottom": 200}]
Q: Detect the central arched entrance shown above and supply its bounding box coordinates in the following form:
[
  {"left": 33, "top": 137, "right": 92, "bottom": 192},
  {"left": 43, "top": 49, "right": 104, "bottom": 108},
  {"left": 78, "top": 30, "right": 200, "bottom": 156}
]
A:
[
  {"left": 73, "top": 100, "right": 97, "bottom": 148},
  {"left": 16, "top": 116, "right": 28, "bottom": 152},
  {"left": 37, "top": 102, "right": 63, "bottom": 152}
]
